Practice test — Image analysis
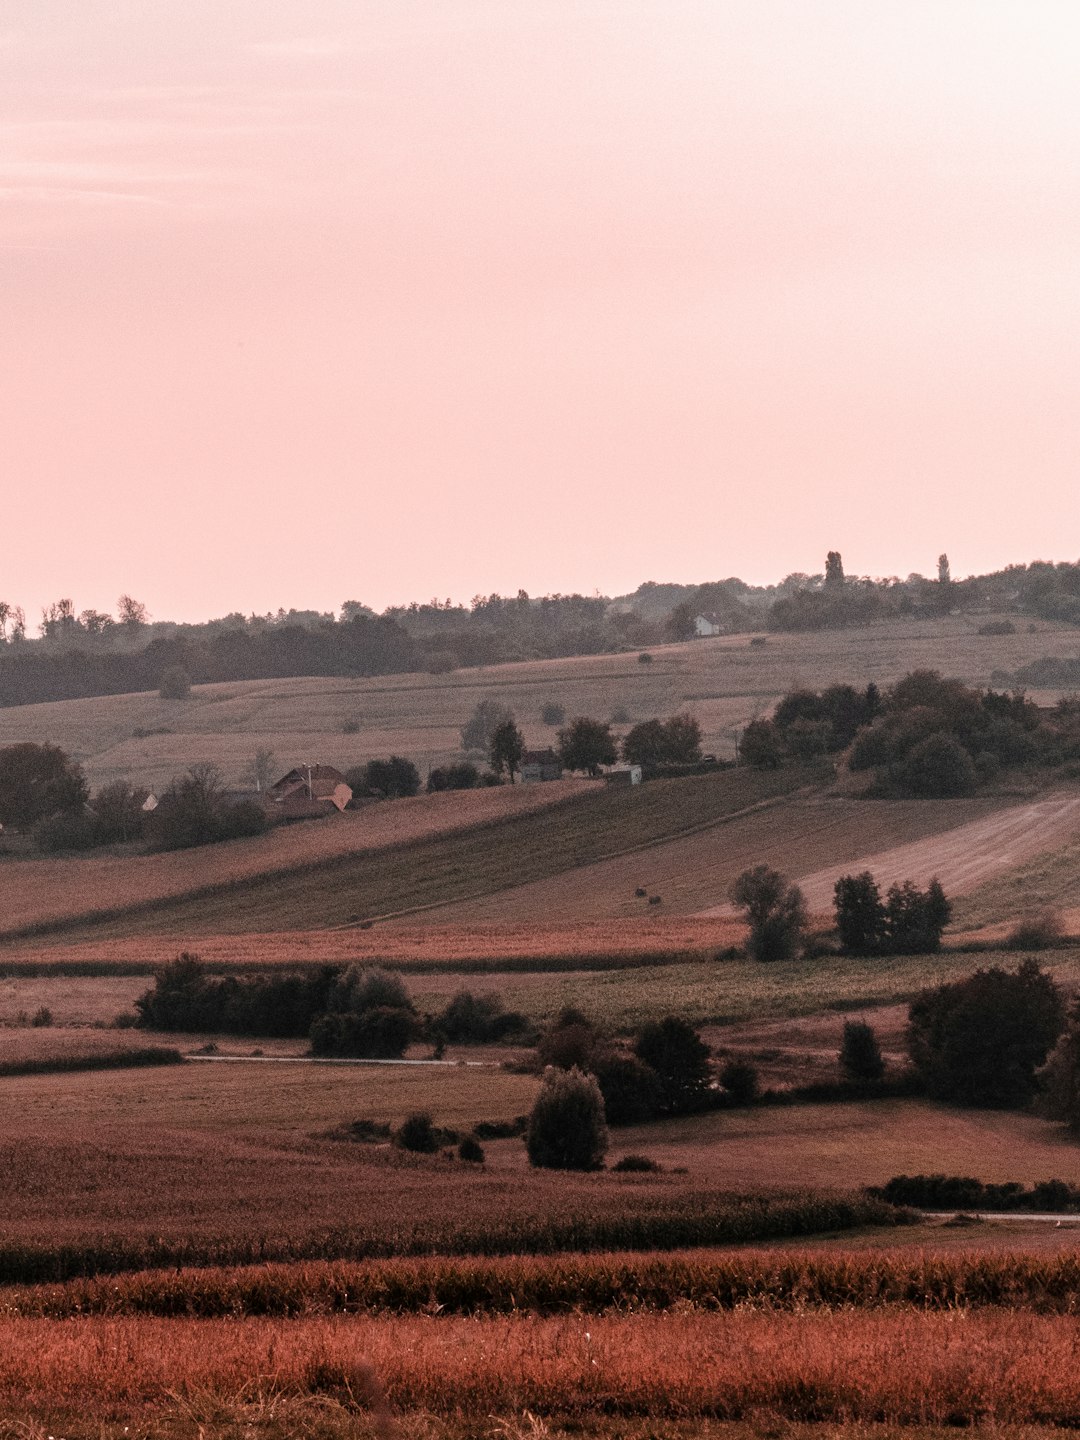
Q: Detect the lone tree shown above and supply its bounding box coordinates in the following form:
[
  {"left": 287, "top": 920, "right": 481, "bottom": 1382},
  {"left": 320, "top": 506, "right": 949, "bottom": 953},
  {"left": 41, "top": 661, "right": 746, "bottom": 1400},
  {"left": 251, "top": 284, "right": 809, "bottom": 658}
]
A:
[
  {"left": 834, "top": 873, "right": 888, "bottom": 955},
  {"left": 241, "top": 747, "right": 277, "bottom": 794},
  {"left": 738, "top": 719, "right": 783, "bottom": 769},
  {"left": 634, "top": 1016, "right": 712, "bottom": 1114},
  {"left": 730, "top": 864, "right": 808, "bottom": 962},
  {"left": 839, "top": 1020, "right": 886, "bottom": 1083},
  {"left": 824, "top": 551, "right": 845, "bottom": 590},
  {"left": 489, "top": 717, "right": 525, "bottom": 782},
  {"left": 907, "top": 960, "right": 1064, "bottom": 1108},
  {"left": 557, "top": 717, "right": 617, "bottom": 776},
  {"left": 665, "top": 602, "right": 695, "bottom": 641},
  {"left": 526, "top": 1067, "right": 608, "bottom": 1170},
  {"left": 159, "top": 665, "right": 191, "bottom": 701}
]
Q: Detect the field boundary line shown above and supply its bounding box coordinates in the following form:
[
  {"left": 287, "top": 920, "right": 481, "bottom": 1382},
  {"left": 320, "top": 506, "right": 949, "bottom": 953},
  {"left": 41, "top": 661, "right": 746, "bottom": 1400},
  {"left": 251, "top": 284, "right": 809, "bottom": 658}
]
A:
[{"left": 333, "top": 787, "right": 814, "bottom": 928}]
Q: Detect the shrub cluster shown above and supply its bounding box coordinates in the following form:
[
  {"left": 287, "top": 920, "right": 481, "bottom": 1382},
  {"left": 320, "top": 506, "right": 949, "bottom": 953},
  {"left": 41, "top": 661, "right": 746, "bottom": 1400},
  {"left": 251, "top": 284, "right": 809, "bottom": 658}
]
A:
[
  {"left": 346, "top": 756, "right": 420, "bottom": 800},
  {"left": 621, "top": 713, "right": 702, "bottom": 769},
  {"left": 434, "top": 990, "right": 530, "bottom": 1045},
  {"left": 906, "top": 960, "right": 1064, "bottom": 1108},
  {"left": 425, "top": 763, "right": 482, "bottom": 793},
  {"left": 876, "top": 1174, "right": 1080, "bottom": 1213}
]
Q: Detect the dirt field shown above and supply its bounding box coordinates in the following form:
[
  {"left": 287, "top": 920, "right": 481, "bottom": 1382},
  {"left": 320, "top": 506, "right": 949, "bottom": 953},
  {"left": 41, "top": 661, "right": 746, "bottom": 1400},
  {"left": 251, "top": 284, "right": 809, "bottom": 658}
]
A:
[
  {"left": 425, "top": 793, "right": 1013, "bottom": 924},
  {"left": 699, "top": 790, "right": 1080, "bottom": 917},
  {"left": 0, "top": 613, "right": 1068, "bottom": 791}
]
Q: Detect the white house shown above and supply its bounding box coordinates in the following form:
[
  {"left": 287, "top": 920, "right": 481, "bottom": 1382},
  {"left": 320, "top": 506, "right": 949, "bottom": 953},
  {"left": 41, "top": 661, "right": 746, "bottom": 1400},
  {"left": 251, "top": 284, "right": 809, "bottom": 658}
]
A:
[{"left": 694, "top": 613, "right": 723, "bottom": 637}]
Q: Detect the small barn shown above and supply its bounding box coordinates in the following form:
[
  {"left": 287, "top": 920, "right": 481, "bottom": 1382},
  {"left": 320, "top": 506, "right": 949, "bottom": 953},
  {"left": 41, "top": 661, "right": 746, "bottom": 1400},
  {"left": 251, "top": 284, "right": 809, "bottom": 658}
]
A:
[
  {"left": 267, "top": 764, "right": 353, "bottom": 818},
  {"left": 694, "top": 613, "right": 723, "bottom": 637},
  {"left": 520, "top": 748, "right": 563, "bottom": 783}
]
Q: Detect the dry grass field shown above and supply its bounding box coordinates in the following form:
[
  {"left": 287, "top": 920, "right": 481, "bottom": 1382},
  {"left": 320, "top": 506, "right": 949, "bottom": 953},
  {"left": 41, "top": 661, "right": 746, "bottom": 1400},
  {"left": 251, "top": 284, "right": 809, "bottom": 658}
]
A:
[
  {"left": 1, "top": 1308, "right": 1080, "bottom": 1432},
  {"left": 0, "top": 613, "right": 1070, "bottom": 793}
]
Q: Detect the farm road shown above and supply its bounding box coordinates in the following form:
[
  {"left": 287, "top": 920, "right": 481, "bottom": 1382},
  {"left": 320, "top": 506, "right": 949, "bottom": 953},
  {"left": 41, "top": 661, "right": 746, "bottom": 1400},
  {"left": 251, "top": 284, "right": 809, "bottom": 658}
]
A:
[{"left": 699, "top": 792, "right": 1080, "bottom": 917}]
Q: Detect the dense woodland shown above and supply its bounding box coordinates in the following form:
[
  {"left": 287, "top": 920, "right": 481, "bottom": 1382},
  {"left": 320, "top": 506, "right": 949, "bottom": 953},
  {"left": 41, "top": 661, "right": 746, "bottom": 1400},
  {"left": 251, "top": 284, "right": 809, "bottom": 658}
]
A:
[{"left": 2, "top": 553, "right": 1080, "bottom": 707}]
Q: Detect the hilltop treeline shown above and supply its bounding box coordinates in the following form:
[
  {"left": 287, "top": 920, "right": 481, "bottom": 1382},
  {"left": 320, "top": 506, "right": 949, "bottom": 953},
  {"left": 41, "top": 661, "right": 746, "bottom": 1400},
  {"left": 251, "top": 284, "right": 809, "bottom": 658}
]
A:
[{"left": 2, "top": 552, "right": 1080, "bottom": 707}]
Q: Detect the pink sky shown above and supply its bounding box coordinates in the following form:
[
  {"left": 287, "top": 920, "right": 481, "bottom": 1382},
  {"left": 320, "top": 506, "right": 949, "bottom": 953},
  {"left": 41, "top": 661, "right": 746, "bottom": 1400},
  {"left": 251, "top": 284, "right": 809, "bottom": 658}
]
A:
[{"left": 3, "top": 1, "right": 1079, "bottom": 624}]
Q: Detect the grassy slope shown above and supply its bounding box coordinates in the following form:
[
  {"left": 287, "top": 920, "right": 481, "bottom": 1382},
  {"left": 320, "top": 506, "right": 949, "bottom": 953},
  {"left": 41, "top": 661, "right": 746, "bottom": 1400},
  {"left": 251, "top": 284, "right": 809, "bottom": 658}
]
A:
[
  {"left": 0, "top": 613, "right": 1070, "bottom": 792},
  {"left": 4, "top": 765, "right": 808, "bottom": 941}
]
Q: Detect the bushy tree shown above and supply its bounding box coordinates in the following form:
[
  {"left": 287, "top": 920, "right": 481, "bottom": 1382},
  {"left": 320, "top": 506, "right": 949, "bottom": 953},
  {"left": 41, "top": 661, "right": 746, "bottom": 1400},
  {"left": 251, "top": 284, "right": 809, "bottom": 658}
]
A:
[
  {"left": 0, "top": 742, "right": 88, "bottom": 830},
  {"left": 149, "top": 764, "right": 267, "bottom": 851},
  {"left": 884, "top": 877, "right": 951, "bottom": 953},
  {"left": 437, "top": 989, "right": 528, "bottom": 1044},
  {"left": 489, "top": 717, "right": 525, "bottom": 781},
  {"left": 557, "top": 717, "right": 617, "bottom": 776},
  {"left": 738, "top": 719, "right": 783, "bottom": 768},
  {"left": 834, "top": 872, "right": 887, "bottom": 954},
  {"left": 839, "top": 1021, "right": 885, "bottom": 1082},
  {"left": 526, "top": 1066, "right": 608, "bottom": 1170},
  {"left": 622, "top": 713, "right": 702, "bottom": 768},
  {"left": 310, "top": 968, "right": 419, "bottom": 1059},
  {"left": 541, "top": 702, "right": 566, "bottom": 726},
  {"left": 730, "top": 865, "right": 808, "bottom": 962},
  {"left": 537, "top": 1008, "right": 598, "bottom": 1070},
  {"left": 907, "top": 960, "right": 1064, "bottom": 1108},
  {"left": 634, "top": 1017, "right": 711, "bottom": 1114},
  {"left": 665, "top": 602, "right": 695, "bottom": 641},
  {"left": 720, "top": 1058, "right": 759, "bottom": 1106},
  {"left": 350, "top": 756, "right": 420, "bottom": 799},
  {"left": 591, "top": 1050, "right": 662, "bottom": 1125},
  {"left": 893, "top": 733, "right": 977, "bottom": 797},
  {"left": 426, "top": 762, "right": 481, "bottom": 793},
  {"left": 395, "top": 1111, "right": 440, "bottom": 1153}
]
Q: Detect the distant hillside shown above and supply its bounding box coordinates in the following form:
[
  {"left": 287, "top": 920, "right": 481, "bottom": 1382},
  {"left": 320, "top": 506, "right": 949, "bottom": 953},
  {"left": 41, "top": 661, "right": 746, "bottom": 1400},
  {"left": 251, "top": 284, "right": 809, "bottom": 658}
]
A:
[{"left": 2, "top": 555, "right": 1078, "bottom": 708}]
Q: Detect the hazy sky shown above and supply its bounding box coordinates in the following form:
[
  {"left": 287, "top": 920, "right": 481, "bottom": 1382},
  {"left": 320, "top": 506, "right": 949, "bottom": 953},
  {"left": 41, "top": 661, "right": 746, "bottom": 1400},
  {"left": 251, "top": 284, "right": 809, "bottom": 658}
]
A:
[{"left": 3, "top": 1, "right": 1079, "bottom": 623}]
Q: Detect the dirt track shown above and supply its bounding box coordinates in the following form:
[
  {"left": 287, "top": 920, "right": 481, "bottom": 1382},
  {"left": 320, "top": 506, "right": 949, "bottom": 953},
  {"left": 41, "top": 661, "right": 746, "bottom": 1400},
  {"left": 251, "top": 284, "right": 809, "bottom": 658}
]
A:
[{"left": 699, "top": 792, "right": 1080, "bottom": 917}]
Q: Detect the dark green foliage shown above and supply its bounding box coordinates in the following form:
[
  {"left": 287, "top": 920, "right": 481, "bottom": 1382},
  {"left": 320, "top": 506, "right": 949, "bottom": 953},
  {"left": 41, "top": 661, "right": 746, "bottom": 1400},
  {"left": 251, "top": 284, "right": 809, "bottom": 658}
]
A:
[
  {"left": 351, "top": 756, "right": 420, "bottom": 799},
  {"left": 395, "top": 1112, "right": 441, "bottom": 1154},
  {"left": 834, "top": 872, "right": 887, "bottom": 954},
  {"left": 437, "top": 990, "right": 529, "bottom": 1044},
  {"left": 893, "top": 733, "right": 977, "bottom": 797},
  {"left": 612, "top": 1154, "right": 661, "bottom": 1173},
  {"left": 489, "top": 718, "right": 525, "bottom": 781},
  {"left": 0, "top": 1046, "right": 183, "bottom": 1079},
  {"left": 537, "top": 1010, "right": 598, "bottom": 1071},
  {"left": 540, "top": 702, "right": 566, "bottom": 726},
  {"left": 738, "top": 719, "right": 784, "bottom": 768},
  {"left": 834, "top": 873, "right": 951, "bottom": 956},
  {"left": 839, "top": 1021, "right": 885, "bottom": 1083},
  {"left": 135, "top": 954, "right": 338, "bottom": 1037},
  {"left": 591, "top": 1051, "right": 663, "bottom": 1125},
  {"left": 907, "top": 960, "right": 1065, "bottom": 1108},
  {"left": 884, "top": 878, "right": 951, "bottom": 954},
  {"left": 148, "top": 765, "right": 267, "bottom": 851},
  {"left": 621, "top": 713, "right": 703, "bottom": 768},
  {"left": 634, "top": 1017, "right": 711, "bottom": 1115},
  {"left": 425, "top": 762, "right": 481, "bottom": 793},
  {"left": 458, "top": 1135, "right": 485, "bottom": 1164},
  {"left": 1006, "top": 912, "right": 1064, "bottom": 951},
  {"left": 557, "top": 717, "right": 617, "bottom": 775},
  {"left": 310, "top": 1005, "right": 419, "bottom": 1059},
  {"left": 32, "top": 808, "right": 102, "bottom": 853},
  {"left": 637, "top": 652, "right": 653, "bottom": 664},
  {"left": 89, "top": 780, "right": 149, "bottom": 843},
  {"left": 665, "top": 602, "right": 695, "bottom": 641},
  {"left": 158, "top": 665, "right": 191, "bottom": 700},
  {"left": 720, "top": 1059, "right": 759, "bottom": 1105},
  {"left": 730, "top": 865, "right": 808, "bottom": 962},
  {"left": 526, "top": 1066, "right": 608, "bottom": 1171},
  {"left": 0, "top": 742, "right": 88, "bottom": 831},
  {"left": 877, "top": 1174, "right": 1080, "bottom": 1214}
]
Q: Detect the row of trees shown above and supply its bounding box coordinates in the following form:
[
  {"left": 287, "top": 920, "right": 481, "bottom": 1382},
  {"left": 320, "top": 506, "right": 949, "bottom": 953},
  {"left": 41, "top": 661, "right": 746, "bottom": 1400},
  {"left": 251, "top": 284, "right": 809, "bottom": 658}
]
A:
[{"left": 741, "top": 670, "right": 1080, "bottom": 794}]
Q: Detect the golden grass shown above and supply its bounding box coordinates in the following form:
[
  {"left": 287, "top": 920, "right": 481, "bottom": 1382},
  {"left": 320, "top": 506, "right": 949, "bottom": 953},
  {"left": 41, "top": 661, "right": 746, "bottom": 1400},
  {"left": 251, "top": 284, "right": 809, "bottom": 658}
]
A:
[
  {"left": 0, "top": 1309, "right": 1078, "bottom": 1424},
  {"left": 0, "top": 613, "right": 1068, "bottom": 792}
]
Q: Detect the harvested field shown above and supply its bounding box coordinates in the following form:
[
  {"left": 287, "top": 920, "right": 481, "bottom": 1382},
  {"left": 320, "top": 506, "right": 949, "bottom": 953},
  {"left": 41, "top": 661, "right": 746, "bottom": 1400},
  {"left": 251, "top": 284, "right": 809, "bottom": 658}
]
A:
[
  {"left": 0, "top": 781, "right": 590, "bottom": 937},
  {"left": 0, "top": 766, "right": 804, "bottom": 941},
  {"left": 1, "top": 1309, "right": 1080, "bottom": 1425},
  {"left": 0, "top": 916, "right": 746, "bottom": 973},
  {"left": 0, "top": 614, "right": 1067, "bottom": 791},
  {"left": 423, "top": 793, "right": 1016, "bottom": 925}
]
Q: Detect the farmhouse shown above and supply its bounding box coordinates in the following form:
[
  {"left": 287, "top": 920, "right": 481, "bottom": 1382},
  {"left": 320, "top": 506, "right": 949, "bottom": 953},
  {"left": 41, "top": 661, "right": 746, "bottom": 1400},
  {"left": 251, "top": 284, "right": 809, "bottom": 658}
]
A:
[
  {"left": 604, "top": 763, "right": 643, "bottom": 786},
  {"left": 694, "top": 613, "right": 724, "bottom": 637},
  {"left": 520, "top": 748, "right": 563, "bottom": 783},
  {"left": 267, "top": 764, "right": 353, "bottom": 818}
]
